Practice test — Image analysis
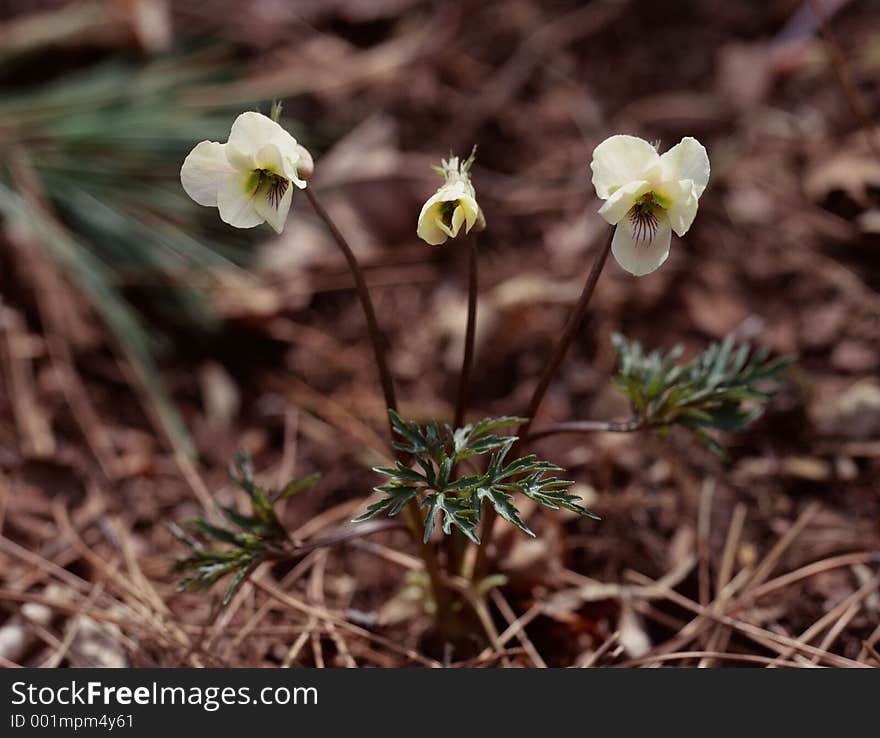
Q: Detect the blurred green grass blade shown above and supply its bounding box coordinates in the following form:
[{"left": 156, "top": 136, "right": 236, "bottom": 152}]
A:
[
  {"left": 0, "top": 179, "right": 195, "bottom": 458},
  {"left": 0, "top": 51, "right": 314, "bottom": 459}
]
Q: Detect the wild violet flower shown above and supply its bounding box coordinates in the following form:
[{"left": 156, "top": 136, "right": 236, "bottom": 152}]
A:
[
  {"left": 590, "top": 135, "right": 710, "bottom": 276},
  {"left": 181, "top": 111, "right": 310, "bottom": 234},
  {"left": 417, "top": 150, "right": 484, "bottom": 245}
]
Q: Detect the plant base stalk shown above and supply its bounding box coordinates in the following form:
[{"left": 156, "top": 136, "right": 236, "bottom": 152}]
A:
[
  {"left": 305, "top": 187, "right": 459, "bottom": 640},
  {"left": 453, "top": 236, "right": 479, "bottom": 430},
  {"left": 447, "top": 236, "right": 479, "bottom": 576}
]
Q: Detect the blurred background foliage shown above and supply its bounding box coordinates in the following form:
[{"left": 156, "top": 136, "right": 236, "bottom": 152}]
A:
[{"left": 0, "top": 4, "right": 313, "bottom": 452}]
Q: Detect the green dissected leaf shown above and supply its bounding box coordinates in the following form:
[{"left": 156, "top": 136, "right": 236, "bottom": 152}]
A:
[
  {"left": 373, "top": 464, "right": 426, "bottom": 484},
  {"left": 515, "top": 475, "right": 600, "bottom": 519},
  {"left": 174, "top": 451, "right": 320, "bottom": 602},
  {"left": 354, "top": 411, "right": 591, "bottom": 540},
  {"left": 469, "top": 416, "right": 528, "bottom": 437},
  {"left": 277, "top": 473, "right": 321, "bottom": 501},
  {"left": 476, "top": 487, "right": 533, "bottom": 537},
  {"left": 453, "top": 416, "right": 524, "bottom": 460},
  {"left": 444, "top": 475, "right": 483, "bottom": 493},
  {"left": 219, "top": 505, "right": 260, "bottom": 532},
  {"left": 223, "top": 559, "right": 264, "bottom": 605},
  {"left": 351, "top": 485, "right": 419, "bottom": 522},
  {"left": 388, "top": 409, "right": 429, "bottom": 454},
  {"left": 189, "top": 519, "right": 239, "bottom": 545},
  {"left": 420, "top": 493, "right": 480, "bottom": 544},
  {"left": 455, "top": 434, "right": 513, "bottom": 462},
  {"left": 612, "top": 333, "right": 794, "bottom": 456}
]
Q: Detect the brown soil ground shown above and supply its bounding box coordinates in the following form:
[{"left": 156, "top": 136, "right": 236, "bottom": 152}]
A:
[{"left": 1, "top": 0, "right": 878, "bottom": 667}]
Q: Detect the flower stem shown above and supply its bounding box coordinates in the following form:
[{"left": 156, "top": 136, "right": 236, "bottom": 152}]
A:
[
  {"left": 305, "top": 188, "right": 398, "bottom": 428},
  {"left": 473, "top": 227, "right": 614, "bottom": 579},
  {"left": 518, "top": 226, "right": 614, "bottom": 441},
  {"left": 447, "top": 235, "right": 479, "bottom": 575},
  {"left": 526, "top": 417, "right": 643, "bottom": 442},
  {"left": 454, "top": 236, "right": 479, "bottom": 430},
  {"left": 305, "top": 187, "right": 457, "bottom": 639}
]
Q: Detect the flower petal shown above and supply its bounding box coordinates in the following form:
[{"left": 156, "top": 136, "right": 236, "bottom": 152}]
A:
[
  {"left": 280, "top": 152, "right": 308, "bottom": 188},
  {"left": 217, "top": 172, "right": 264, "bottom": 229},
  {"left": 254, "top": 143, "right": 285, "bottom": 176},
  {"left": 458, "top": 195, "right": 479, "bottom": 232},
  {"left": 659, "top": 137, "right": 710, "bottom": 197},
  {"left": 417, "top": 196, "right": 449, "bottom": 245},
  {"left": 254, "top": 143, "right": 306, "bottom": 189},
  {"left": 229, "top": 111, "right": 291, "bottom": 154},
  {"left": 253, "top": 180, "right": 294, "bottom": 234},
  {"left": 225, "top": 144, "right": 255, "bottom": 172},
  {"left": 591, "top": 135, "right": 659, "bottom": 200},
  {"left": 664, "top": 180, "right": 699, "bottom": 236},
  {"left": 451, "top": 203, "right": 465, "bottom": 236},
  {"left": 228, "top": 111, "right": 306, "bottom": 185},
  {"left": 180, "top": 141, "right": 234, "bottom": 207},
  {"left": 611, "top": 209, "right": 672, "bottom": 277},
  {"left": 597, "top": 180, "right": 651, "bottom": 225}
]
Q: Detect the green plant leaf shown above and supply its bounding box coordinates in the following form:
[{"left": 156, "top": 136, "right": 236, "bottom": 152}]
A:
[
  {"left": 174, "top": 453, "right": 321, "bottom": 601},
  {"left": 476, "top": 487, "right": 533, "bottom": 537},
  {"left": 611, "top": 333, "right": 793, "bottom": 454},
  {"left": 352, "top": 485, "right": 419, "bottom": 522},
  {"left": 353, "top": 411, "right": 587, "bottom": 540}
]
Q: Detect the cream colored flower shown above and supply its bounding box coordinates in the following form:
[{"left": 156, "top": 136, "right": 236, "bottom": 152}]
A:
[
  {"left": 417, "top": 151, "right": 484, "bottom": 245},
  {"left": 590, "top": 135, "right": 710, "bottom": 276},
  {"left": 181, "top": 111, "right": 309, "bottom": 234}
]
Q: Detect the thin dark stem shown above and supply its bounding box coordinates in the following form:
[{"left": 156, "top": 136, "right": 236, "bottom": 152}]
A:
[
  {"left": 288, "top": 518, "right": 405, "bottom": 553},
  {"left": 448, "top": 236, "right": 479, "bottom": 576},
  {"left": 305, "top": 187, "right": 457, "bottom": 640},
  {"left": 473, "top": 227, "right": 613, "bottom": 579},
  {"left": 526, "top": 417, "right": 643, "bottom": 442},
  {"left": 305, "top": 188, "right": 398, "bottom": 426},
  {"left": 454, "top": 236, "right": 479, "bottom": 430},
  {"left": 518, "top": 226, "right": 614, "bottom": 441}
]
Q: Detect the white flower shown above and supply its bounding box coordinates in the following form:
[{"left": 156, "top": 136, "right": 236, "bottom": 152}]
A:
[
  {"left": 590, "top": 135, "right": 710, "bottom": 276},
  {"left": 417, "top": 152, "right": 483, "bottom": 245},
  {"left": 181, "top": 111, "right": 309, "bottom": 234}
]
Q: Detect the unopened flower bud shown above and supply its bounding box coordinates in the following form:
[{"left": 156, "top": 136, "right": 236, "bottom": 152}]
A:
[
  {"left": 293, "top": 144, "right": 314, "bottom": 181},
  {"left": 417, "top": 147, "right": 482, "bottom": 245}
]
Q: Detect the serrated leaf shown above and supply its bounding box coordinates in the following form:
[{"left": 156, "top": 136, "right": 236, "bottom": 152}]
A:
[
  {"left": 519, "top": 475, "right": 600, "bottom": 520},
  {"left": 455, "top": 434, "right": 512, "bottom": 461},
  {"left": 612, "top": 333, "right": 792, "bottom": 456},
  {"left": 469, "top": 416, "right": 527, "bottom": 438},
  {"left": 444, "top": 475, "right": 483, "bottom": 492},
  {"left": 421, "top": 493, "right": 442, "bottom": 543},
  {"left": 277, "top": 472, "right": 320, "bottom": 501},
  {"left": 222, "top": 558, "right": 263, "bottom": 605},
  {"left": 189, "top": 519, "right": 238, "bottom": 545},
  {"left": 174, "top": 455, "right": 320, "bottom": 606},
  {"left": 373, "top": 465, "right": 426, "bottom": 484},
  {"left": 476, "top": 487, "right": 533, "bottom": 537},
  {"left": 353, "top": 485, "right": 419, "bottom": 522},
  {"left": 421, "top": 493, "right": 480, "bottom": 543}
]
